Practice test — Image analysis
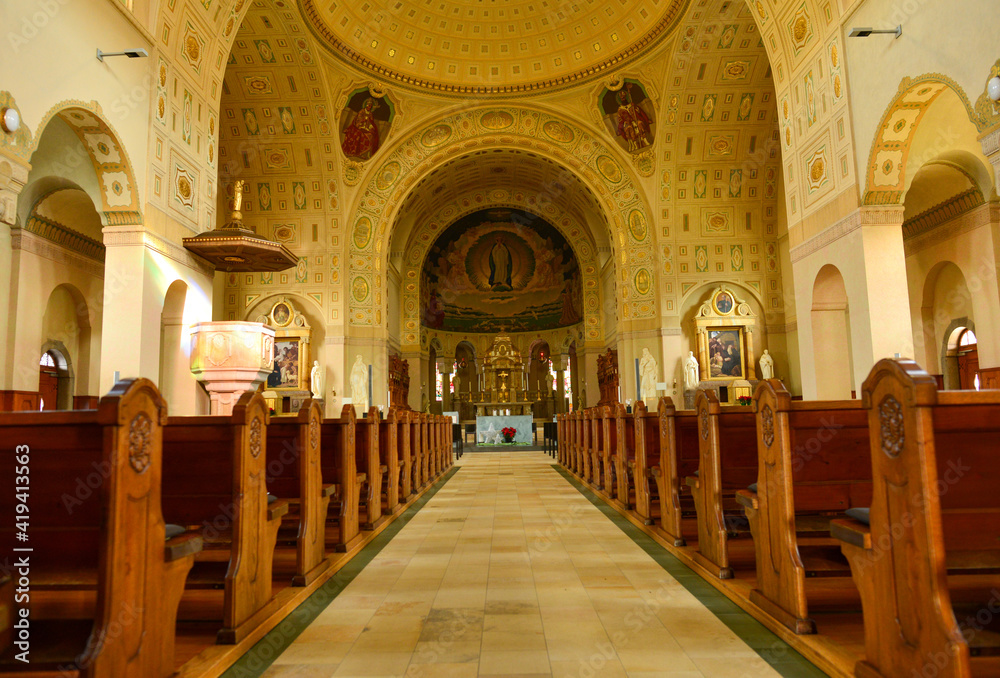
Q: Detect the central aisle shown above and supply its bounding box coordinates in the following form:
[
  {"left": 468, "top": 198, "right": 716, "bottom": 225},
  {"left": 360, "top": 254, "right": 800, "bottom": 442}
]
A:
[{"left": 260, "top": 452, "right": 823, "bottom": 677}]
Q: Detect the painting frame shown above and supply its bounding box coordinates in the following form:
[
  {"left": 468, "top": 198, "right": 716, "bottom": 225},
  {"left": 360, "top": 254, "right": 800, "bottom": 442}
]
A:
[
  {"left": 706, "top": 327, "right": 746, "bottom": 380},
  {"left": 267, "top": 336, "right": 303, "bottom": 391},
  {"left": 712, "top": 289, "right": 735, "bottom": 316}
]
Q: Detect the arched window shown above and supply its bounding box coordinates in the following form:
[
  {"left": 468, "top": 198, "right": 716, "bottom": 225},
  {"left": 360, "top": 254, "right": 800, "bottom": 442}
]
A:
[
  {"left": 39, "top": 352, "right": 55, "bottom": 368},
  {"left": 958, "top": 328, "right": 978, "bottom": 349}
]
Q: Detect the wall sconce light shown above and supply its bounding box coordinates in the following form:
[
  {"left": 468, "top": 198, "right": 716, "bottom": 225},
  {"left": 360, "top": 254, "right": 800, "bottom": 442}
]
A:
[
  {"left": 988, "top": 76, "right": 1000, "bottom": 102},
  {"left": 96, "top": 48, "right": 149, "bottom": 62},
  {"left": 848, "top": 25, "right": 902, "bottom": 39},
  {"left": 0, "top": 108, "right": 20, "bottom": 134}
]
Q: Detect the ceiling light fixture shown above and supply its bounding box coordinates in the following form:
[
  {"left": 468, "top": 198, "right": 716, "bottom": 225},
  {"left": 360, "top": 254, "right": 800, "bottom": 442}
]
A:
[
  {"left": 1, "top": 108, "right": 20, "bottom": 134},
  {"left": 848, "top": 25, "right": 902, "bottom": 39},
  {"left": 988, "top": 76, "right": 1000, "bottom": 102},
  {"left": 96, "top": 48, "right": 149, "bottom": 62}
]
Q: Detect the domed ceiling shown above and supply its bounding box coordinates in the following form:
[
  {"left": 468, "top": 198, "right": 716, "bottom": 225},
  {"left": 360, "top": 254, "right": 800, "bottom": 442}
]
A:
[{"left": 301, "top": 0, "right": 690, "bottom": 95}]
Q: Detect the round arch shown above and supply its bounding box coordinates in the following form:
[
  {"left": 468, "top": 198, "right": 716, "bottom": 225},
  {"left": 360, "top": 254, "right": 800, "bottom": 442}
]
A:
[
  {"left": 398, "top": 188, "right": 604, "bottom": 347},
  {"left": 27, "top": 103, "right": 143, "bottom": 226},
  {"left": 862, "top": 75, "right": 984, "bottom": 207},
  {"left": 346, "top": 105, "right": 658, "bottom": 329},
  {"left": 811, "top": 265, "right": 854, "bottom": 399}
]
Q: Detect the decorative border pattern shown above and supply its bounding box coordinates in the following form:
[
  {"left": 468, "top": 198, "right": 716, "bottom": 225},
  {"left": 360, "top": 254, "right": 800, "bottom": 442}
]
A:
[{"left": 348, "top": 106, "right": 657, "bottom": 327}]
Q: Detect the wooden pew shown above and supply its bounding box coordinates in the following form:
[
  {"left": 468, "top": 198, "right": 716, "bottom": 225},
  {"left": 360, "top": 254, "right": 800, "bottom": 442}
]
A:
[
  {"left": 615, "top": 402, "right": 637, "bottom": 511},
  {"left": 650, "top": 398, "right": 699, "bottom": 546},
  {"left": 734, "top": 380, "right": 871, "bottom": 634},
  {"left": 0, "top": 378, "right": 201, "bottom": 677},
  {"left": 601, "top": 406, "right": 619, "bottom": 504},
  {"left": 356, "top": 408, "right": 385, "bottom": 531},
  {"left": 685, "top": 389, "right": 757, "bottom": 578},
  {"left": 321, "top": 405, "right": 364, "bottom": 553},
  {"left": 631, "top": 400, "right": 659, "bottom": 526},
  {"left": 162, "top": 391, "right": 288, "bottom": 644},
  {"left": 587, "top": 408, "right": 603, "bottom": 491},
  {"left": 266, "top": 399, "right": 333, "bottom": 587},
  {"left": 379, "top": 408, "right": 402, "bottom": 517},
  {"left": 408, "top": 412, "right": 424, "bottom": 491},
  {"left": 577, "top": 410, "right": 592, "bottom": 485},
  {"left": 393, "top": 408, "right": 413, "bottom": 502},
  {"left": 832, "top": 359, "right": 1000, "bottom": 677}
]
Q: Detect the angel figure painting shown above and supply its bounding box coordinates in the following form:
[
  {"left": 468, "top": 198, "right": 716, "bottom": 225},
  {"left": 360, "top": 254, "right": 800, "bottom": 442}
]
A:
[{"left": 339, "top": 90, "right": 395, "bottom": 161}]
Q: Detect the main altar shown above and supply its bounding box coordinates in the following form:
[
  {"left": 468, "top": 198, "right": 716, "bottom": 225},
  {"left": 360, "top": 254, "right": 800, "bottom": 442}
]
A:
[{"left": 474, "top": 330, "right": 533, "bottom": 416}]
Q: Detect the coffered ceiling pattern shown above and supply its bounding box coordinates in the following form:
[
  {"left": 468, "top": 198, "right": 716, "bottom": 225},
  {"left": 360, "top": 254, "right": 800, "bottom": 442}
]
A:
[{"left": 300, "top": 0, "right": 691, "bottom": 95}]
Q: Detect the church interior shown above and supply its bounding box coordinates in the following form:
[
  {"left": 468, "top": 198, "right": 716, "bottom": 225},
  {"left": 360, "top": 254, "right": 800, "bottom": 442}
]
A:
[{"left": 1, "top": 0, "right": 1000, "bottom": 675}]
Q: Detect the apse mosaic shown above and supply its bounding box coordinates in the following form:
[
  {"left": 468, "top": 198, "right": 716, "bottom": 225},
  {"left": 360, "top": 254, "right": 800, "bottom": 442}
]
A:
[{"left": 421, "top": 209, "right": 582, "bottom": 333}]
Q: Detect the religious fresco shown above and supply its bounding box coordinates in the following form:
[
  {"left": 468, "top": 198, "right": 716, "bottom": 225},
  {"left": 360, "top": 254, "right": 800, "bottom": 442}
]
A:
[
  {"left": 339, "top": 89, "right": 394, "bottom": 161},
  {"left": 599, "top": 80, "right": 656, "bottom": 154},
  {"left": 421, "top": 209, "right": 582, "bottom": 333}
]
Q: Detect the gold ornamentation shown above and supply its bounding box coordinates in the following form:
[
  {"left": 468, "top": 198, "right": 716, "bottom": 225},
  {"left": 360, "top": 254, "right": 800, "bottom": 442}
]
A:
[{"left": 761, "top": 405, "right": 774, "bottom": 447}]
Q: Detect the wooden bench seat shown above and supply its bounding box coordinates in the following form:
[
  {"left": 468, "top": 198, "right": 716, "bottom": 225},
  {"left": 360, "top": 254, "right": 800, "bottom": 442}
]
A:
[
  {"left": 600, "top": 406, "right": 619, "bottom": 504},
  {"left": 265, "top": 399, "right": 332, "bottom": 587},
  {"left": 162, "top": 392, "right": 287, "bottom": 644},
  {"left": 732, "top": 379, "right": 872, "bottom": 634},
  {"left": 321, "top": 405, "right": 364, "bottom": 553},
  {"left": 832, "top": 359, "right": 1000, "bottom": 677},
  {"left": 392, "top": 407, "right": 413, "bottom": 502},
  {"left": 0, "top": 378, "right": 202, "bottom": 677},
  {"left": 649, "top": 402, "right": 699, "bottom": 547},
  {"left": 615, "top": 403, "right": 637, "bottom": 512},
  {"left": 685, "top": 390, "right": 757, "bottom": 578},
  {"left": 379, "top": 408, "right": 402, "bottom": 517},
  {"left": 357, "top": 408, "right": 387, "bottom": 531},
  {"left": 630, "top": 401, "right": 660, "bottom": 527}
]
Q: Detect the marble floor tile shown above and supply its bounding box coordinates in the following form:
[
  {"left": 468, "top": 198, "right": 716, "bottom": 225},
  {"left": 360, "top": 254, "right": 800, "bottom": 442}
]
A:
[{"left": 249, "top": 452, "right": 820, "bottom": 678}]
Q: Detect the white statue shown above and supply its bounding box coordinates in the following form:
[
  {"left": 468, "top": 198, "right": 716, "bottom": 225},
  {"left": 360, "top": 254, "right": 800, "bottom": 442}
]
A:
[
  {"left": 684, "top": 351, "right": 700, "bottom": 390},
  {"left": 759, "top": 349, "right": 774, "bottom": 380},
  {"left": 639, "top": 348, "right": 658, "bottom": 402},
  {"left": 548, "top": 372, "right": 556, "bottom": 393},
  {"left": 452, "top": 373, "right": 461, "bottom": 394},
  {"left": 350, "top": 355, "right": 367, "bottom": 411},
  {"left": 310, "top": 360, "right": 324, "bottom": 399}
]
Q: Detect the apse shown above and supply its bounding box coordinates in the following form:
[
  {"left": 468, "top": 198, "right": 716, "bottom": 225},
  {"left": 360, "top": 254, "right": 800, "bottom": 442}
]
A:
[{"left": 420, "top": 208, "right": 583, "bottom": 334}]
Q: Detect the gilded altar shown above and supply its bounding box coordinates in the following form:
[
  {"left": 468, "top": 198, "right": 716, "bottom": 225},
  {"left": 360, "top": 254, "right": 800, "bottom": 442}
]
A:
[{"left": 477, "top": 331, "right": 531, "bottom": 415}]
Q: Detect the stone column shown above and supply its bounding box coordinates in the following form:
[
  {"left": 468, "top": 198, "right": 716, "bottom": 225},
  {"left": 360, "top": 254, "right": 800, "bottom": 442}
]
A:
[
  {"left": 791, "top": 206, "right": 912, "bottom": 399},
  {"left": 0, "top": 150, "right": 29, "bottom": 402}
]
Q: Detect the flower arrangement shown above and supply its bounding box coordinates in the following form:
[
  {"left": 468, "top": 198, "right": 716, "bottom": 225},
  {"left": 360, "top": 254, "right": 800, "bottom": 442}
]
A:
[
  {"left": 737, "top": 396, "right": 752, "bottom": 406},
  {"left": 501, "top": 426, "right": 517, "bottom": 443}
]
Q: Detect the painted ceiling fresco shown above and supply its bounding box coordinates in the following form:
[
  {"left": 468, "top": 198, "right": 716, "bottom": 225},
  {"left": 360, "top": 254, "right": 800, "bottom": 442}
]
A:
[{"left": 421, "top": 208, "right": 582, "bottom": 333}]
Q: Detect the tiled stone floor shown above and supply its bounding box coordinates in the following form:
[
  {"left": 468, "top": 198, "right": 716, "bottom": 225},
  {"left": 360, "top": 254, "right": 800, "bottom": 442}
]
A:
[{"left": 237, "top": 452, "right": 826, "bottom": 678}]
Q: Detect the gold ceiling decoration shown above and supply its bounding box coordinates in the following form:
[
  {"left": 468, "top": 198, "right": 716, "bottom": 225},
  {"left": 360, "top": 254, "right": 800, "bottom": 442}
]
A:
[{"left": 299, "top": 0, "right": 691, "bottom": 96}]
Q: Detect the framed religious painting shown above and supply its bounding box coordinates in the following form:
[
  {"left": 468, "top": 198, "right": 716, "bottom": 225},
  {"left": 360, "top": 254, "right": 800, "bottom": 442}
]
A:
[
  {"left": 267, "top": 337, "right": 302, "bottom": 390},
  {"left": 707, "top": 327, "right": 746, "bottom": 380},
  {"left": 712, "top": 289, "right": 735, "bottom": 316}
]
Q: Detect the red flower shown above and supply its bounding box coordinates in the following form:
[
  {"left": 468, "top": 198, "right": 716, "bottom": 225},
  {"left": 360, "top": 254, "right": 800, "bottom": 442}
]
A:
[{"left": 501, "top": 427, "right": 517, "bottom": 438}]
